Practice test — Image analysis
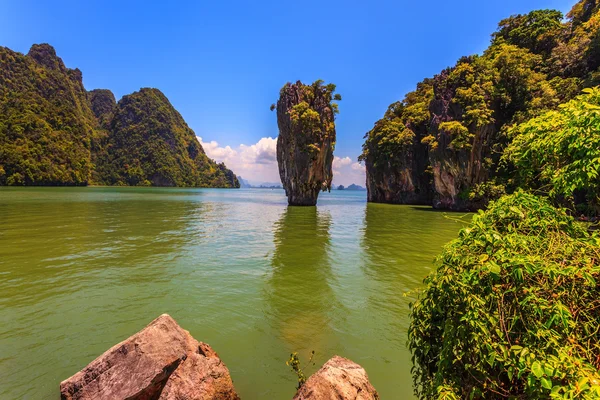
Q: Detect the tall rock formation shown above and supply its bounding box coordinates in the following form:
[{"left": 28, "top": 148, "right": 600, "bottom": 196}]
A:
[
  {"left": 274, "top": 80, "right": 340, "bottom": 206},
  {"left": 361, "top": 0, "right": 600, "bottom": 210},
  {"left": 0, "top": 43, "right": 239, "bottom": 188}
]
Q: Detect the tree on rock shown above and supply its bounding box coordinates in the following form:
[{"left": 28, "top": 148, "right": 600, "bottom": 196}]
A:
[{"left": 273, "top": 80, "right": 341, "bottom": 206}]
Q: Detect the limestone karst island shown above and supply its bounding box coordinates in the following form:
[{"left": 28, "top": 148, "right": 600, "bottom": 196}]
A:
[{"left": 1, "top": 0, "right": 599, "bottom": 399}]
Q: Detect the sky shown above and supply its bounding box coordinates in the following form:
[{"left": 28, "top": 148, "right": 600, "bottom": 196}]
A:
[{"left": 0, "top": 0, "right": 579, "bottom": 186}]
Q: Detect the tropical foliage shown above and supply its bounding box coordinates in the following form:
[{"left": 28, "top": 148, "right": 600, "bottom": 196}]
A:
[
  {"left": 409, "top": 191, "right": 600, "bottom": 399},
  {"left": 361, "top": 0, "right": 600, "bottom": 211},
  {"left": 95, "top": 88, "right": 238, "bottom": 188},
  {"left": 0, "top": 44, "right": 239, "bottom": 188},
  {"left": 505, "top": 87, "right": 600, "bottom": 214},
  {"left": 0, "top": 44, "right": 96, "bottom": 186}
]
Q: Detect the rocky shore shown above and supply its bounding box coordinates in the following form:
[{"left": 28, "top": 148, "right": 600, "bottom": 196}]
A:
[{"left": 60, "top": 314, "right": 379, "bottom": 400}]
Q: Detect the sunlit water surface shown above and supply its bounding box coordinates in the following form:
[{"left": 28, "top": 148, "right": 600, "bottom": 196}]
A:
[{"left": 0, "top": 187, "right": 469, "bottom": 399}]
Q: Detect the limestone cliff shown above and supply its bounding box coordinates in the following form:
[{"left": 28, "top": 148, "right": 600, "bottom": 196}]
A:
[
  {"left": 361, "top": 0, "right": 600, "bottom": 210},
  {"left": 360, "top": 81, "right": 434, "bottom": 205},
  {"left": 275, "top": 80, "right": 340, "bottom": 206}
]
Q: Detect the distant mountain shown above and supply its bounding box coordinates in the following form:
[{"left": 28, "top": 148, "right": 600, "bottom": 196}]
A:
[
  {"left": 346, "top": 184, "right": 366, "bottom": 191},
  {"left": 237, "top": 176, "right": 282, "bottom": 188},
  {"left": 256, "top": 182, "right": 282, "bottom": 188},
  {"left": 237, "top": 176, "right": 251, "bottom": 188},
  {"left": 0, "top": 43, "right": 238, "bottom": 188}
]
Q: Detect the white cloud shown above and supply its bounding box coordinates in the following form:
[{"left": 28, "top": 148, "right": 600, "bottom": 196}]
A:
[
  {"left": 333, "top": 156, "right": 352, "bottom": 169},
  {"left": 351, "top": 162, "right": 365, "bottom": 171},
  {"left": 198, "top": 136, "right": 280, "bottom": 185},
  {"left": 239, "top": 137, "right": 277, "bottom": 165},
  {"left": 201, "top": 140, "right": 238, "bottom": 160},
  {"left": 198, "top": 136, "right": 365, "bottom": 187}
]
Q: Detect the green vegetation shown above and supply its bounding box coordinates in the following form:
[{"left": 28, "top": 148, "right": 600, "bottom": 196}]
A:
[
  {"left": 0, "top": 44, "right": 238, "bottom": 188},
  {"left": 505, "top": 87, "right": 600, "bottom": 215},
  {"left": 286, "top": 351, "right": 315, "bottom": 390},
  {"left": 275, "top": 79, "right": 341, "bottom": 158},
  {"left": 361, "top": 0, "right": 600, "bottom": 211},
  {"left": 0, "top": 44, "right": 96, "bottom": 186},
  {"left": 95, "top": 88, "right": 238, "bottom": 188},
  {"left": 399, "top": 4, "right": 600, "bottom": 396},
  {"left": 274, "top": 80, "right": 340, "bottom": 205},
  {"left": 409, "top": 191, "right": 600, "bottom": 399}
]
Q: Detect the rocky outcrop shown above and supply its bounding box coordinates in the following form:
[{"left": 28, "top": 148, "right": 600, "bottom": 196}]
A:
[
  {"left": 364, "top": 143, "right": 432, "bottom": 205},
  {"left": 275, "top": 81, "right": 339, "bottom": 206},
  {"left": 88, "top": 89, "right": 116, "bottom": 128},
  {"left": 360, "top": 82, "right": 435, "bottom": 206},
  {"left": 427, "top": 69, "right": 497, "bottom": 210},
  {"left": 361, "top": 0, "right": 600, "bottom": 211},
  {"left": 60, "top": 314, "right": 239, "bottom": 400},
  {"left": 27, "top": 43, "right": 64, "bottom": 70},
  {"left": 293, "top": 356, "right": 379, "bottom": 400}
]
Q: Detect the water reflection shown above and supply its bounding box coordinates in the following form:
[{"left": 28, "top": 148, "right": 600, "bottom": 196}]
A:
[
  {"left": 360, "top": 203, "right": 467, "bottom": 332},
  {"left": 265, "top": 206, "right": 338, "bottom": 358},
  {"left": 356, "top": 203, "right": 470, "bottom": 397}
]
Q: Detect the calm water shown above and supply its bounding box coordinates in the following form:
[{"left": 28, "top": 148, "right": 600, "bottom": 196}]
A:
[{"left": 0, "top": 187, "right": 468, "bottom": 399}]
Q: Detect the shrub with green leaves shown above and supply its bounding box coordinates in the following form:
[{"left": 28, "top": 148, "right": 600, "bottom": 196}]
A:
[
  {"left": 409, "top": 191, "right": 600, "bottom": 399},
  {"left": 505, "top": 87, "right": 600, "bottom": 215}
]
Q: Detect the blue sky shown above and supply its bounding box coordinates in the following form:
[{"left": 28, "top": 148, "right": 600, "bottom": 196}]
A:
[{"left": 0, "top": 0, "right": 578, "bottom": 185}]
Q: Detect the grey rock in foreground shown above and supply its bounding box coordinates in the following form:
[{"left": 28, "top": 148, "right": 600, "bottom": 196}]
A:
[
  {"left": 293, "top": 356, "right": 379, "bottom": 400},
  {"left": 60, "top": 314, "right": 239, "bottom": 400}
]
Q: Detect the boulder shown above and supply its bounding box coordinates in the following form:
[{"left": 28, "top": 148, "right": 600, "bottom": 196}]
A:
[
  {"left": 293, "top": 356, "right": 379, "bottom": 400},
  {"left": 60, "top": 314, "right": 239, "bottom": 400}
]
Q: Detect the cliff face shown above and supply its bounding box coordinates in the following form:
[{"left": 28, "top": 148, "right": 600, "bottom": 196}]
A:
[
  {"left": 275, "top": 80, "right": 339, "bottom": 206},
  {"left": 426, "top": 69, "right": 498, "bottom": 210},
  {"left": 360, "top": 82, "right": 434, "bottom": 205},
  {"left": 0, "top": 44, "right": 238, "bottom": 188},
  {"left": 96, "top": 88, "right": 239, "bottom": 188},
  {"left": 0, "top": 44, "right": 96, "bottom": 185},
  {"left": 362, "top": 0, "right": 600, "bottom": 210}
]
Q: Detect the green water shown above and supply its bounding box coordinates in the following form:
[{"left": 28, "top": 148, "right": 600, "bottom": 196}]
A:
[{"left": 0, "top": 187, "right": 468, "bottom": 399}]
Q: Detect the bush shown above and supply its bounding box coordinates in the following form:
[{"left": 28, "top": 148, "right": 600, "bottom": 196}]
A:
[
  {"left": 505, "top": 87, "right": 600, "bottom": 215},
  {"left": 409, "top": 191, "right": 600, "bottom": 399}
]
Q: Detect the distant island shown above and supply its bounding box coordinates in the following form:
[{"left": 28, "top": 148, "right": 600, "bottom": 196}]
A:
[
  {"left": 337, "top": 184, "right": 366, "bottom": 191},
  {"left": 238, "top": 176, "right": 282, "bottom": 189}
]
